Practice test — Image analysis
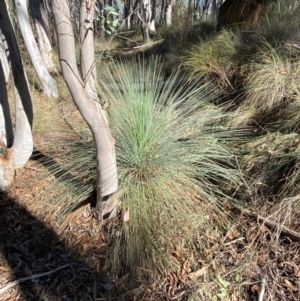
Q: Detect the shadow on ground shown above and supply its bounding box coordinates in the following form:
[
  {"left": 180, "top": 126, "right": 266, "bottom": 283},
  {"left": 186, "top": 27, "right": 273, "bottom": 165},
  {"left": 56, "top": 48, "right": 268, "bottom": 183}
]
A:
[{"left": 0, "top": 192, "right": 114, "bottom": 301}]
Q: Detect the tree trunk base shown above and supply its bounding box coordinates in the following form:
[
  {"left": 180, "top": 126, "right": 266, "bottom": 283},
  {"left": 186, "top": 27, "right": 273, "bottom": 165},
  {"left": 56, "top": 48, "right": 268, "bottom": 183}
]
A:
[{"left": 93, "top": 191, "right": 120, "bottom": 221}]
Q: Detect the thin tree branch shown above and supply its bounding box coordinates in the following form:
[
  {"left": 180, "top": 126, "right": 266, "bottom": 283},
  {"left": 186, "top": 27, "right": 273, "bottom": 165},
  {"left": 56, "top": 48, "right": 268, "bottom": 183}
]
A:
[
  {"left": 258, "top": 278, "right": 266, "bottom": 301},
  {"left": 0, "top": 264, "right": 71, "bottom": 294},
  {"left": 242, "top": 208, "right": 300, "bottom": 242}
]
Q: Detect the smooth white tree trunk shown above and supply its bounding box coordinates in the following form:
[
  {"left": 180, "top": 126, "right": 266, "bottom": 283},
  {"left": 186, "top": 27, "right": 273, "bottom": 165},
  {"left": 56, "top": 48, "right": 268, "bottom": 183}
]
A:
[
  {"left": 30, "top": 0, "right": 58, "bottom": 74},
  {"left": 137, "top": 0, "right": 152, "bottom": 40},
  {"left": 165, "top": 0, "right": 174, "bottom": 27},
  {"left": 80, "top": 0, "right": 98, "bottom": 100},
  {"left": 52, "top": 0, "right": 118, "bottom": 217},
  {"left": 14, "top": 0, "right": 58, "bottom": 98},
  {"left": 0, "top": 30, "right": 13, "bottom": 147},
  {"left": 0, "top": 0, "right": 33, "bottom": 190}
]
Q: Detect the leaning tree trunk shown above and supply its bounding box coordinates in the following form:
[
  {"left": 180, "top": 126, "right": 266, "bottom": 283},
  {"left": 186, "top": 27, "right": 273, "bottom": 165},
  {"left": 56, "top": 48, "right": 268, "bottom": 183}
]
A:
[
  {"left": 29, "top": 0, "right": 58, "bottom": 74},
  {"left": 14, "top": 0, "right": 58, "bottom": 97},
  {"left": 52, "top": 0, "right": 118, "bottom": 218},
  {"left": 217, "top": 0, "right": 267, "bottom": 30},
  {"left": 0, "top": 0, "right": 33, "bottom": 190}
]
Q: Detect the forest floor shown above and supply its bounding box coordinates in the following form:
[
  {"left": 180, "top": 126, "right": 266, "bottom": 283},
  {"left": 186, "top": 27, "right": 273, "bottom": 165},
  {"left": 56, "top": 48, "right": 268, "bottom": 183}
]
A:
[{"left": 0, "top": 149, "right": 300, "bottom": 301}]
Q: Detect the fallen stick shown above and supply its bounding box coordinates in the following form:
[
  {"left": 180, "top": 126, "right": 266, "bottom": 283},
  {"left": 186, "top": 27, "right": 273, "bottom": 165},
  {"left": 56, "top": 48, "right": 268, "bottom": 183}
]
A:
[
  {"left": 258, "top": 278, "right": 266, "bottom": 301},
  {"left": 0, "top": 264, "right": 71, "bottom": 295},
  {"left": 242, "top": 209, "right": 300, "bottom": 242}
]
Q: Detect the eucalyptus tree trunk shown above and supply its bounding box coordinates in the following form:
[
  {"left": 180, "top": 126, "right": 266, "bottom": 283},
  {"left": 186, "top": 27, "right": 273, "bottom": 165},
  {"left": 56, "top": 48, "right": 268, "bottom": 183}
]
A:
[
  {"left": 150, "top": 0, "right": 156, "bottom": 35},
  {"left": 52, "top": 0, "right": 118, "bottom": 218},
  {"left": 29, "top": 0, "right": 58, "bottom": 74},
  {"left": 124, "top": 0, "right": 131, "bottom": 28},
  {"left": 187, "top": 0, "right": 194, "bottom": 30},
  {"left": 0, "top": 30, "right": 13, "bottom": 148},
  {"left": 137, "top": 0, "right": 152, "bottom": 40},
  {"left": 79, "top": 0, "right": 97, "bottom": 100},
  {"left": 165, "top": 0, "right": 174, "bottom": 27},
  {"left": 211, "top": 0, "right": 217, "bottom": 20},
  {"left": 14, "top": 0, "right": 58, "bottom": 98},
  {"left": 201, "top": 0, "right": 210, "bottom": 20},
  {"left": 0, "top": 0, "right": 33, "bottom": 190}
]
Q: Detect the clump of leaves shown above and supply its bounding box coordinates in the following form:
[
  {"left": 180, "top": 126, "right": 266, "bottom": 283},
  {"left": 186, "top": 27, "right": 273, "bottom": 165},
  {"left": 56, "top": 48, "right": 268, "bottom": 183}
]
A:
[
  {"left": 96, "top": 5, "right": 120, "bottom": 35},
  {"left": 37, "top": 57, "right": 244, "bottom": 278}
]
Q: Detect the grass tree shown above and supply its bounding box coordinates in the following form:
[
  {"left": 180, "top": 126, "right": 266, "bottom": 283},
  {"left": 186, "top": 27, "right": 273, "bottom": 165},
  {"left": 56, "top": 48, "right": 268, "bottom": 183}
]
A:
[
  {"left": 52, "top": 0, "right": 118, "bottom": 217},
  {"left": 36, "top": 57, "right": 244, "bottom": 278}
]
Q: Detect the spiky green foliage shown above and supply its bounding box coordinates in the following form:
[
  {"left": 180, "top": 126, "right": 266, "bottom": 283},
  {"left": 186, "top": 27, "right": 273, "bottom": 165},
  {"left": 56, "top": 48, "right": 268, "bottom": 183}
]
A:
[
  {"left": 180, "top": 30, "right": 240, "bottom": 90},
  {"left": 233, "top": 43, "right": 300, "bottom": 127},
  {"left": 37, "top": 57, "right": 244, "bottom": 276},
  {"left": 98, "top": 57, "right": 244, "bottom": 275}
]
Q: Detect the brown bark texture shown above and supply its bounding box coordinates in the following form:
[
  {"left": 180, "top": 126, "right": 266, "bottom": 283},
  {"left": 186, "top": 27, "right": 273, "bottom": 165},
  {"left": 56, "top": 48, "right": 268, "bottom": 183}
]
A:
[{"left": 218, "top": 0, "right": 267, "bottom": 29}]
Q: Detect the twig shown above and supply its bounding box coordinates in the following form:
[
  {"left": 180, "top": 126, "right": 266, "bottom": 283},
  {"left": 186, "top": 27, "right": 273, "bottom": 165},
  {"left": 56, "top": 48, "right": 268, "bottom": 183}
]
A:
[
  {"left": 24, "top": 166, "right": 41, "bottom": 171},
  {"left": 242, "top": 209, "right": 300, "bottom": 241},
  {"left": 223, "top": 237, "right": 245, "bottom": 246},
  {"left": 258, "top": 278, "right": 266, "bottom": 301},
  {"left": 0, "top": 264, "right": 71, "bottom": 294}
]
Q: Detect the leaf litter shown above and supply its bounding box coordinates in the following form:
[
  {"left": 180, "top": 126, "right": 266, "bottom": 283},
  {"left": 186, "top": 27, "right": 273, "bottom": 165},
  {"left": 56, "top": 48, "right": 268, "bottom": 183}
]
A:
[{"left": 0, "top": 152, "right": 299, "bottom": 300}]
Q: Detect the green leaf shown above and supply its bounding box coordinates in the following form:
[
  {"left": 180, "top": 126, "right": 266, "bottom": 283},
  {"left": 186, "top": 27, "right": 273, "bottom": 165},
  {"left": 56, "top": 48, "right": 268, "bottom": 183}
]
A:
[
  {"left": 110, "top": 11, "right": 120, "bottom": 16},
  {"left": 106, "top": 29, "right": 112, "bottom": 35},
  {"left": 112, "top": 19, "right": 119, "bottom": 27},
  {"left": 105, "top": 5, "right": 115, "bottom": 11}
]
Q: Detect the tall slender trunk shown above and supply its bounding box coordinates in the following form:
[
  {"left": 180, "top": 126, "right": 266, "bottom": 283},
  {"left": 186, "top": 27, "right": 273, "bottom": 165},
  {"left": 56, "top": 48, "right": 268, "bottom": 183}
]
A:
[
  {"left": 138, "top": 0, "right": 152, "bottom": 41},
  {"left": 52, "top": 0, "right": 118, "bottom": 216},
  {"left": 0, "top": 0, "right": 33, "bottom": 190},
  {"left": 150, "top": 0, "right": 156, "bottom": 34},
  {"left": 212, "top": 0, "right": 217, "bottom": 20},
  {"left": 124, "top": 0, "right": 131, "bottom": 28},
  {"left": 29, "top": 0, "right": 58, "bottom": 74},
  {"left": 0, "top": 30, "right": 13, "bottom": 148},
  {"left": 14, "top": 0, "right": 58, "bottom": 97},
  {"left": 165, "top": 0, "right": 174, "bottom": 27},
  {"left": 187, "top": 0, "right": 194, "bottom": 30},
  {"left": 79, "top": 0, "right": 97, "bottom": 100}
]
